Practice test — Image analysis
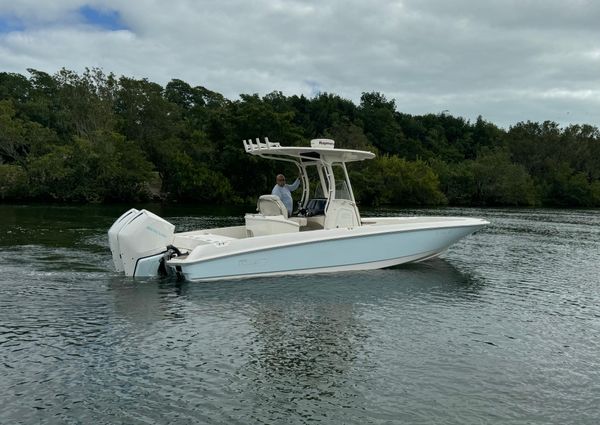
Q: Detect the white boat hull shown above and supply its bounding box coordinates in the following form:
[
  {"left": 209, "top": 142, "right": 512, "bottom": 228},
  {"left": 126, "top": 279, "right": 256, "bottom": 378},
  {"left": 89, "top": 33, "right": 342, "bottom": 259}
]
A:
[
  {"left": 167, "top": 218, "right": 486, "bottom": 281},
  {"left": 109, "top": 139, "right": 489, "bottom": 281}
]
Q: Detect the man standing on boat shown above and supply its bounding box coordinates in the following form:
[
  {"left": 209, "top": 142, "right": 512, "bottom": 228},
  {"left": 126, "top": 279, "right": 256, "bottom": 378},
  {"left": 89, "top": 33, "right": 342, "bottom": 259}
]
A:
[{"left": 272, "top": 174, "right": 301, "bottom": 216}]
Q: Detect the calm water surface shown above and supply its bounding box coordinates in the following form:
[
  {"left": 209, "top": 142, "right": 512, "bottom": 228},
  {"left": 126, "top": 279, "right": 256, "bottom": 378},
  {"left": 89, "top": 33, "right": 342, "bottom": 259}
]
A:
[{"left": 1, "top": 204, "right": 599, "bottom": 424}]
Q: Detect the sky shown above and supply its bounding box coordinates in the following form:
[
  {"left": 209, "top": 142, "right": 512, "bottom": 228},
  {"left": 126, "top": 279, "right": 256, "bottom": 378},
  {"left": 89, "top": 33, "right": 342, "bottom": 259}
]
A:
[{"left": 0, "top": 0, "right": 599, "bottom": 128}]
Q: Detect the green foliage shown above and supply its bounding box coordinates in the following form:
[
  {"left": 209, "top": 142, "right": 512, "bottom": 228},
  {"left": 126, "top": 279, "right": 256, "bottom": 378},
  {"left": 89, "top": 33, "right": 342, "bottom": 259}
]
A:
[
  {"left": 26, "top": 145, "right": 75, "bottom": 200},
  {"left": 354, "top": 156, "right": 446, "bottom": 206},
  {"left": 0, "top": 164, "right": 27, "bottom": 199},
  {"left": 0, "top": 100, "right": 58, "bottom": 165},
  {"left": 471, "top": 149, "right": 538, "bottom": 206},
  {"left": 359, "top": 92, "right": 404, "bottom": 154},
  {"left": 90, "top": 132, "right": 155, "bottom": 202},
  {"left": 1, "top": 68, "right": 599, "bottom": 207},
  {"left": 26, "top": 132, "right": 153, "bottom": 202},
  {"left": 290, "top": 93, "right": 357, "bottom": 137},
  {"left": 115, "top": 76, "right": 182, "bottom": 144},
  {"left": 540, "top": 161, "right": 598, "bottom": 207},
  {"left": 0, "top": 72, "right": 31, "bottom": 104},
  {"left": 324, "top": 122, "right": 376, "bottom": 152},
  {"left": 429, "top": 158, "right": 477, "bottom": 206},
  {"left": 52, "top": 68, "right": 118, "bottom": 138},
  {"left": 160, "top": 149, "right": 235, "bottom": 203},
  {"left": 432, "top": 149, "right": 538, "bottom": 206}
]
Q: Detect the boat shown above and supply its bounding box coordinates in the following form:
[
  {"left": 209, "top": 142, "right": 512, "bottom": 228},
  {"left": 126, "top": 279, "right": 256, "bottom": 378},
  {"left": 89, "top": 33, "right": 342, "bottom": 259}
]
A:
[{"left": 108, "top": 138, "right": 488, "bottom": 281}]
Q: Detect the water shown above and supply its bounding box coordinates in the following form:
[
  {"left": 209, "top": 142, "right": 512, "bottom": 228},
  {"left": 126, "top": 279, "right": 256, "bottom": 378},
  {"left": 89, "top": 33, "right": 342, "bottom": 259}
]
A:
[{"left": 1, "top": 204, "right": 599, "bottom": 424}]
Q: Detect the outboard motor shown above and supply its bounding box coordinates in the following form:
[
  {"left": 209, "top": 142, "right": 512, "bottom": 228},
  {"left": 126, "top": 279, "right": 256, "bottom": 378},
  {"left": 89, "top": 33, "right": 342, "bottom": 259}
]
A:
[
  {"left": 107, "top": 209, "right": 175, "bottom": 277},
  {"left": 108, "top": 208, "right": 139, "bottom": 272}
]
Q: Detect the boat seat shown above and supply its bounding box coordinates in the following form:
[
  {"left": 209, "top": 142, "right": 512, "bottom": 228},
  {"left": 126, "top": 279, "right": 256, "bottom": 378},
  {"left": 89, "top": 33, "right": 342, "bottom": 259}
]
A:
[
  {"left": 305, "top": 198, "right": 327, "bottom": 216},
  {"left": 257, "top": 195, "right": 288, "bottom": 218}
]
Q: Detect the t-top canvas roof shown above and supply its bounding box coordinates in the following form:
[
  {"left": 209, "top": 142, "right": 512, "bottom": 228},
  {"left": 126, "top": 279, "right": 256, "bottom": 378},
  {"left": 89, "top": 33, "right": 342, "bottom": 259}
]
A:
[{"left": 243, "top": 138, "right": 376, "bottom": 163}]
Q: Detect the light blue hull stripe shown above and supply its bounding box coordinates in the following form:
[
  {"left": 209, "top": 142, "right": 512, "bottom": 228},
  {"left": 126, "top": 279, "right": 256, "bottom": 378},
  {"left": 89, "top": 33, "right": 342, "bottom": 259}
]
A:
[{"left": 177, "top": 226, "right": 477, "bottom": 281}]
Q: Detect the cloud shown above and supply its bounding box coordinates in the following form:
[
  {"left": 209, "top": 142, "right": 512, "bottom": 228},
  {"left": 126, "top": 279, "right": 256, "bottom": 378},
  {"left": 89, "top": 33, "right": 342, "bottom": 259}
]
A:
[{"left": 0, "top": 0, "right": 599, "bottom": 128}]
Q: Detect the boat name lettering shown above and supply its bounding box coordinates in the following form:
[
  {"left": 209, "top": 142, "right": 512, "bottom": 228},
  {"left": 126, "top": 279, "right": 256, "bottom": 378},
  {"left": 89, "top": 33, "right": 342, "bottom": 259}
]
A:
[
  {"left": 146, "top": 226, "right": 167, "bottom": 238},
  {"left": 239, "top": 258, "right": 268, "bottom": 267}
]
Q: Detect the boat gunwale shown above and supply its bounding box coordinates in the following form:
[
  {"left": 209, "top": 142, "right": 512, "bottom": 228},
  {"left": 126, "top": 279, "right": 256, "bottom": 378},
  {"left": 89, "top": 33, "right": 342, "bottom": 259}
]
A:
[{"left": 168, "top": 218, "right": 488, "bottom": 267}]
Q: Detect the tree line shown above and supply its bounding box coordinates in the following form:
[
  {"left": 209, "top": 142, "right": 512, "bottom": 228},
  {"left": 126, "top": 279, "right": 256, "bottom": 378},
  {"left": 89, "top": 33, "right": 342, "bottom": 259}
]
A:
[{"left": 1, "top": 68, "right": 599, "bottom": 207}]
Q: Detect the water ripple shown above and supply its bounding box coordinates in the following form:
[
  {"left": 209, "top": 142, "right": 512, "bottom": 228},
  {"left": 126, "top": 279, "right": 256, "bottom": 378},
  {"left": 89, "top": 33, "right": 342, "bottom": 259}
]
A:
[{"left": 1, "top": 206, "right": 600, "bottom": 424}]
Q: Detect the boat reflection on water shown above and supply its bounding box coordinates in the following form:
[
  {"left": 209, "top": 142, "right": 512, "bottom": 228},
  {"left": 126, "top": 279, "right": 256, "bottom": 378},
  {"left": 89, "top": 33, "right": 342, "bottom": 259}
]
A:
[
  {"left": 106, "top": 277, "right": 188, "bottom": 324},
  {"left": 228, "top": 259, "right": 485, "bottom": 412},
  {"left": 107, "top": 258, "right": 484, "bottom": 323},
  {"left": 104, "top": 260, "right": 487, "bottom": 419}
]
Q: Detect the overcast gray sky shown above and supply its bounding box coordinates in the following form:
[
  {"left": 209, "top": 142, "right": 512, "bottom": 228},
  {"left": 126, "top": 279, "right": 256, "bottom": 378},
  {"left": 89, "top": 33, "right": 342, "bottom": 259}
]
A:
[{"left": 0, "top": 0, "right": 599, "bottom": 128}]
